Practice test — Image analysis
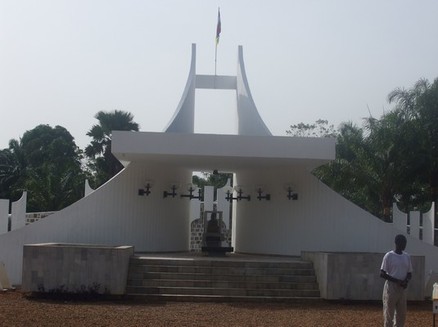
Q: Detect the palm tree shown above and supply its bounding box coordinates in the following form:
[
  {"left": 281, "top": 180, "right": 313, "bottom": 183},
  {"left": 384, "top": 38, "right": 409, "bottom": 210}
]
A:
[
  {"left": 24, "top": 162, "right": 84, "bottom": 211},
  {"left": 85, "top": 110, "right": 139, "bottom": 186},
  {"left": 315, "top": 115, "right": 420, "bottom": 221},
  {"left": 314, "top": 122, "right": 384, "bottom": 217},
  {"left": 388, "top": 78, "right": 438, "bottom": 205},
  {"left": 313, "top": 78, "right": 438, "bottom": 221},
  {"left": 1, "top": 125, "right": 85, "bottom": 211},
  {"left": 0, "top": 145, "right": 23, "bottom": 200},
  {"left": 387, "top": 78, "right": 430, "bottom": 120}
]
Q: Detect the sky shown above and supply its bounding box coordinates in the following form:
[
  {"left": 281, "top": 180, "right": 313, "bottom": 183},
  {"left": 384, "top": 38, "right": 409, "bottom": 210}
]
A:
[{"left": 1, "top": 0, "right": 438, "bottom": 150}]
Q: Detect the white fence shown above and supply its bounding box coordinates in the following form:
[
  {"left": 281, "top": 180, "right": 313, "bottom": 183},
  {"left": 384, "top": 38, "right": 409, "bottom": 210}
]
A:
[
  {"left": 393, "top": 202, "right": 435, "bottom": 246},
  {"left": 0, "top": 192, "right": 56, "bottom": 235}
]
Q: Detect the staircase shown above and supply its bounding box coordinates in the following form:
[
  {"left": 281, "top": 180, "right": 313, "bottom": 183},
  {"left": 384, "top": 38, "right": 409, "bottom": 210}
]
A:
[{"left": 126, "top": 254, "right": 320, "bottom": 302}]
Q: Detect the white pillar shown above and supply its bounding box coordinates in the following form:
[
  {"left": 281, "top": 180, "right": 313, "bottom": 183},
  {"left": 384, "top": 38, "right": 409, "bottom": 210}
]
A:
[
  {"left": 189, "top": 195, "right": 201, "bottom": 224},
  {"left": 11, "top": 192, "right": 27, "bottom": 231},
  {"left": 409, "top": 211, "right": 420, "bottom": 239},
  {"left": 0, "top": 199, "right": 9, "bottom": 234},
  {"left": 84, "top": 179, "right": 94, "bottom": 197},
  {"left": 423, "top": 202, "right": 435, "bottom": 245},
  {"left": 392, "top": 203, "right": 407, "bottom": 234},
  {"left": 217, "top": 186, "right": 231, "bottom": 229},
  {"left": 203, "top": 186, "right": 214, "bottom": 212}
]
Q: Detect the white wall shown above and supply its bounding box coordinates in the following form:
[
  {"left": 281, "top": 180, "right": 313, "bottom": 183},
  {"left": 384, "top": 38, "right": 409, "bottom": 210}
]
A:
[
  {"left": 0, "top": 162, "right": 191, "bottom": 285},
  {"left": 2, "top": 158, "right": 438, "bottom": 288},
  {"left": 234, "top": 166, "right": 438, "bottom": 284}
]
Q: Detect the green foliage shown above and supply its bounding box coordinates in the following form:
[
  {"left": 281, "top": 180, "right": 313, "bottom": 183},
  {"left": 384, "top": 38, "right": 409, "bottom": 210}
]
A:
[
  {"left": 0, "top": 125, "right": 85, "bottom": 211},
  {"left": 0, "top": 110, "right": 139, "bottom": 212},
  {"left": 85, "top": 110, "right": 139, "bottom": 187},
  {"left": 286, "top": 119, "right": 337, "bottom": 138},
  {"left": 387, "top": 77, "right": 438, "bottom": 206},
  {"left": 192, "top": 172, "right": 232, "bottom": 190},
  {"left": 0, "top": 147, "right": 21, "bottom": 200},
  {"left": 311, "top": 77, "right": 438, "bottom": 220}
]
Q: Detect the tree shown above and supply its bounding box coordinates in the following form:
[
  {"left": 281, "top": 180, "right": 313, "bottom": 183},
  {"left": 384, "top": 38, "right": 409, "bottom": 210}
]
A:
[
  {"left": 313, "top": 122, "right": 384, "bottom": 217},
  {"left": 85, "top": 110, "right": 139, "bottom": 187},
  {"left": 388, "top": 78, "right": 438, "bottom": 206},
  {"left": 286, "top": 119, "right": 337, "bottom": 138},
  {"left": 414, "top": 79, "right": 438, "bottom": 205},
  {"left": 361, "top": 112, "right": 414, "bottom": 220},
  {"left": 314, "top": 114, "right": 428, "bottom": 221},
  {"left": 310, "top": 78, "right": 438, "bottom": 221},
  {"left": 0, "top": 124, "right": 85, "bottom": 211},
  {"left": 0, "top": 146, "right": 22, "bottom": 200},
  {"left": 192, "top": 171, "right": 232, "bottom": 190},
  {"left": 24, "top": 162, "right": 85, "bottom": 211}
]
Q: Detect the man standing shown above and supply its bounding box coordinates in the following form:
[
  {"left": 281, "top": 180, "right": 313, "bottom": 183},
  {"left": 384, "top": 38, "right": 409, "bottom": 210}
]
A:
[{"left": 380, "top": 234, "right": 413, "bottom": 327}]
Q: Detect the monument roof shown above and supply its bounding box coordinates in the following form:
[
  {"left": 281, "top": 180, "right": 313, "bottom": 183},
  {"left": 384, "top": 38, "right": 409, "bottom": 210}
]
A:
[{"left": 112, "top": 131, "right": 335, "bottom": 171}]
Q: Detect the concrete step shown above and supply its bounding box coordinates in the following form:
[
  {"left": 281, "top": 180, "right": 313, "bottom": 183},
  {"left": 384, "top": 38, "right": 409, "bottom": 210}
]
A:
[
  {"left": 129, "top": 265, "right": 316, "bottom": 276},
  {"left": 129, "top": 272, "right": 317, "bottom": 284},
  {"left": 126, "top": 255, "right": 321, "bottom": 302},
  {"left": 130, "top": 257, "right": 311, "bottom": 269},
  {"left": 128, "top": 278, "right": 319, "bottom": 290},
  {"left": 126, "top": 286, "right": 320, "bottom": 298},
  {"left": 127, "top": 293, "right": 322, "bottom": 303}
]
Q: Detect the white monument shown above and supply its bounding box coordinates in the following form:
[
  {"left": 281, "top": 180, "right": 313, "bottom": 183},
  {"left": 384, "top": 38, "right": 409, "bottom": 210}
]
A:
[{"left": 0, "top": 44, "right": 436, "bottom": 297}]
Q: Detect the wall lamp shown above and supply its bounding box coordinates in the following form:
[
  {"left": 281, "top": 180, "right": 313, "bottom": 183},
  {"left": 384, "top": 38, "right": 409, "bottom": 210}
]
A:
[
  {"left": 180, "top": 184, "right": 204, "bottom": 201},
  {"left": 256, "top": 186, "right": 271, "bottom": 201},
  {"left": 285, "top": 184, "right": 298, "bottom": 200},
  {"left": 163, "top": 184, "right": 179, "bottom": 198},
  {"left": 225, "top": 189, "right": 238, "bottom": 202},
  {"left": 138, "top": 181, "right": 153, "bottom": 196},
  {"left": 227, "top": 186, "right": 250, "bottom": 202}
]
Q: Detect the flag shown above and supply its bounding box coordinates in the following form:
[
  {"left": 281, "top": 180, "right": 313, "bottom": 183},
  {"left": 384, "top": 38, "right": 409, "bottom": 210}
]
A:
[{"left": 216, "top": 8, "right": 221, "bottom": 45}]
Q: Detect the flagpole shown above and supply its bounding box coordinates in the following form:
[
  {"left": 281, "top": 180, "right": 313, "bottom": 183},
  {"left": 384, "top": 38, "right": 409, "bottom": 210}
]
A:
[{"left": 215, "top": 43, "right": 218, "bottom": 76}]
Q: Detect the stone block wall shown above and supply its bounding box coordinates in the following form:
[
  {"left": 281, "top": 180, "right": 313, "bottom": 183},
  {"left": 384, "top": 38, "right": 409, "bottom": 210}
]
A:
[
  {"left": 22, "top": 243, "right": 134, "bottom": 295},
  {"left": 190, "top": 218, "right": 231, "bottom": 251},
  {"left": 25, "top": 212, "right": 56, "bottom": 225},
  {"left": 302, "top": 251, "right": 425, "bottom": 301}
]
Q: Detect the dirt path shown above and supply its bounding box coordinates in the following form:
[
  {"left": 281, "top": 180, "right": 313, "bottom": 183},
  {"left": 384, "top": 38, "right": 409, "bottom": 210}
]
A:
[{"left": 0, "top": 291, "right": 432, "bottom": 326}]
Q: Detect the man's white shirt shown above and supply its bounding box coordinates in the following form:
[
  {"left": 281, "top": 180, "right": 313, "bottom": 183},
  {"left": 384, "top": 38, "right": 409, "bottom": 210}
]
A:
[{"left": 381, "top": 250, "right": 413, "bottom": 280}]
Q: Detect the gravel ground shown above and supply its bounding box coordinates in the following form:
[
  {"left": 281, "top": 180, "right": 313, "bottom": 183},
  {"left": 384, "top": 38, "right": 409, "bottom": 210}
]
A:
[{"left": 0, "top": 291, "right": 432, "bottom": 327}]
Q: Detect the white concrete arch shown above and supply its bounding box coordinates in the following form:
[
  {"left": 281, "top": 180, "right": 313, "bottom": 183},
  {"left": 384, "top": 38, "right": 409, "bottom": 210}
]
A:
[
  {"left": 236, "top": 46, "right": 272, "bottom": 136},
  {"left": 164, "top": 44, "right": 271, "bottom": 136},
  {"left": 164, "top": 44, "right": 197, "bottom": 133}
]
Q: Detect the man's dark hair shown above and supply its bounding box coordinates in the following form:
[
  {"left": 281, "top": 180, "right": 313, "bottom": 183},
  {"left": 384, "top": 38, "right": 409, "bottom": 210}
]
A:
[{"left": 395, "top": 234, "right": 407, "bottom": 243}]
